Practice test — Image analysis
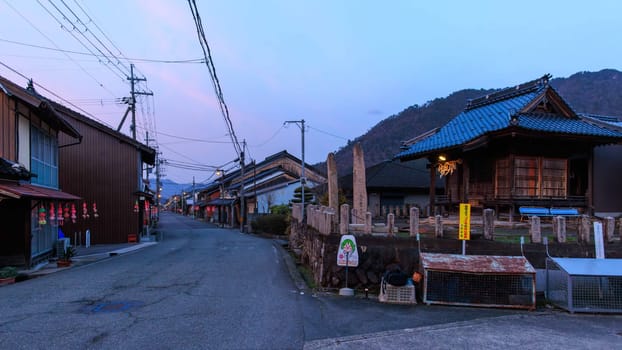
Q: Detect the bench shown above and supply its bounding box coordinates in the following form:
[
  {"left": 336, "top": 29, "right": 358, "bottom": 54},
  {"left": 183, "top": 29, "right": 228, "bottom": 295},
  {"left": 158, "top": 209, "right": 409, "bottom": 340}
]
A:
[{"left": 519, "top": 207, "right": 579, "bottom": 221}]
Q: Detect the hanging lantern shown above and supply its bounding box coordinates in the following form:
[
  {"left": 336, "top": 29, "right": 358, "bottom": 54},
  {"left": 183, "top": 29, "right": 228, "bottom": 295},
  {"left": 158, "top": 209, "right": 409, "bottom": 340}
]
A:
[
  {"left": 57, "top": 204, "right": 64, "bottom": 226},
  {"left": 93, "top": 202, "right": 99, "bottom": 218},
  {"left": 49, "top": 203, "right": 56, "bottom": 222},
  {"left": 64, "top": 205, "right": 70, "bottom": 219},
  {"left": 134, "top": 200, "right": 139, "bottom": 213},
  {"left": 82, "top": 202, "right": 89, "bottom": 219},
  {"left": 70, "top": 203, "right": 77, "bottom": 223},
  {"left": 38, "top": 206, "right": 47, "bottom": 225}
]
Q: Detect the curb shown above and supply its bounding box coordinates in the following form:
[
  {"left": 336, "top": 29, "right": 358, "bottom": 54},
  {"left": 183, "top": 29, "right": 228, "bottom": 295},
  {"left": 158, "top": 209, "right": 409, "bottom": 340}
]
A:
[{"left": 274, "top": 240, "right": 309, "bottom": 293}]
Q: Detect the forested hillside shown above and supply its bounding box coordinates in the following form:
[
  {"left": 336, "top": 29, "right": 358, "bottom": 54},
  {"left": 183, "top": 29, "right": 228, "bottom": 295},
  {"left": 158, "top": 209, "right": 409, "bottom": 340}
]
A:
[{"left": 318, "top": 69, "right": 622, "bottom": 175}]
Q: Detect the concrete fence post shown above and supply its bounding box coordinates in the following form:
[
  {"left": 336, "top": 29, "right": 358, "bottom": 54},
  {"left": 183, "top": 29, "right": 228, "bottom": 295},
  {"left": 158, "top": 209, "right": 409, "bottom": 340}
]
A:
[
  {"left": 409, "top": 207, "right": 420, "bottom": 237},
  {"left": 365, "top": 212, "right": 372, "bottom": 234},
  {"left": 435, "top": 215, "right": 443, "bottom": 238},
  {"left": 483, "top": 208, "right": 495, "bottom": 240},
  {"left": 529, "top": 216, "right": 541, "bottom": 243},
  {"left": 604, "top": 216, "right": 615, "bottom": 243},
  {"left": 340, "top": 204, "right": 349, "bottom": 235},
  {"left": 554, "top": 216, "right": 566, "bottom": 243},
  {"left": 387, "top": 213, "right": 395, "bottom": 236},
  {"left": 578, "top": 214, "right": 591, "bottom": 243}
]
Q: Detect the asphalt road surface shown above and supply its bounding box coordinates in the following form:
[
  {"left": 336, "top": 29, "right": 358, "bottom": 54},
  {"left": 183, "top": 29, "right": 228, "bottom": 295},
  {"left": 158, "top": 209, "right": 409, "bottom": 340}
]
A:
[{"left": 1, "top": 212, "right": 621, "bottom": 349}]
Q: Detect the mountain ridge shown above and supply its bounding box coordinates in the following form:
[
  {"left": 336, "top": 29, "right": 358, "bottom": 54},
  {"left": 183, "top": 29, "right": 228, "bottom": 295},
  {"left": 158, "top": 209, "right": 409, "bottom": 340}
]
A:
[{"left": 316, "top": 69, "right": 622, "bottom": 175}]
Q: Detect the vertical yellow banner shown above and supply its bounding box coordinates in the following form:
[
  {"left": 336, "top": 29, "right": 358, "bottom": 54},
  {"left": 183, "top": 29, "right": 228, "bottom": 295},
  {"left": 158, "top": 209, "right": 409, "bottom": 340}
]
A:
[{"left": 459, "top": 203, "right": 471, "bottom": 240}]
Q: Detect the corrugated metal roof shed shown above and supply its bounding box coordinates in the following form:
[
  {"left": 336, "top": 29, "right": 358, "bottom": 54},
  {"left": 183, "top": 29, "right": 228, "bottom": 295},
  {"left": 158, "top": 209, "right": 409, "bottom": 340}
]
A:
[
  {"left": 549, "top": 257, "right": 622, "bottom": 277},
  {"left": 420, "top": 252, "right": 536, "bottom": 274}
]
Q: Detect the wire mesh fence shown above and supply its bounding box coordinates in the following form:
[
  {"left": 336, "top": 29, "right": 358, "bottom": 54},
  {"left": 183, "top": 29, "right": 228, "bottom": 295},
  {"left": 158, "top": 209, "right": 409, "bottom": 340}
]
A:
[{"left": 547, "top": 257, "right": 622, "bottom": 313}]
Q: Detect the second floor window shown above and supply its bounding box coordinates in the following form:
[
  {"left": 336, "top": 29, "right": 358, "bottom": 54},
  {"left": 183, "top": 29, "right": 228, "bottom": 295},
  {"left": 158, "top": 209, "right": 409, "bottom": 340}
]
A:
[{"left": 31, "top": 125, "right": 58, "bottom": 188}]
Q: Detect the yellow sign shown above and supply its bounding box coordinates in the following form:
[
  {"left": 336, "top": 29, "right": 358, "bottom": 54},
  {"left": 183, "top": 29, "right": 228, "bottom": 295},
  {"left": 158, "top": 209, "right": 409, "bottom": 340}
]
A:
[{"left": 459, "top": 203, "right": 471, "bottom": 240}]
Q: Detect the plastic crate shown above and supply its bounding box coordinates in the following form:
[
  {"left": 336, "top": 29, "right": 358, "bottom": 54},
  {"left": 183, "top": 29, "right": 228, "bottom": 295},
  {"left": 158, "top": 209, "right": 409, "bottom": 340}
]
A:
[{"left": 379, "top": 280, "right": 416, "bottom": 305}]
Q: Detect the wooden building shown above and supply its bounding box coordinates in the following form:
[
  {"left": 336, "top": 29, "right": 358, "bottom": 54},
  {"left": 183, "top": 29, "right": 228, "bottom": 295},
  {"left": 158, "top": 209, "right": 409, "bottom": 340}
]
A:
[
  {"left": 338, "top": 159, "right": 444, "bottom": 217},
  {"left": 396, "top": 75, "right": 622, "bottom": 218},
  {"left": 0, "top": 76, "right": 81, "bottom": 267},
  {"left": 197, "top": 150, "right": 326, "bottom": 226},
  {"left": 55, "top": 102, "right": 156, "bottom": 244}
]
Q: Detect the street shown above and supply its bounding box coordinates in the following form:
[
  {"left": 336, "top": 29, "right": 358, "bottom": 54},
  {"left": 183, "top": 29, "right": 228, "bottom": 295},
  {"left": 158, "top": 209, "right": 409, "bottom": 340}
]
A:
[{"left": 1, "top": 212, "right": 621, "bottom": 349}]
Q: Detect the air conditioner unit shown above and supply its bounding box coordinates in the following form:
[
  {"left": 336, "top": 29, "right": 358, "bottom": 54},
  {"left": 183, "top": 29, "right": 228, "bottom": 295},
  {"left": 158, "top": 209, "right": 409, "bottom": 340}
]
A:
[{"left": 56, "top": 238, "right": 70, "bottom": 257}]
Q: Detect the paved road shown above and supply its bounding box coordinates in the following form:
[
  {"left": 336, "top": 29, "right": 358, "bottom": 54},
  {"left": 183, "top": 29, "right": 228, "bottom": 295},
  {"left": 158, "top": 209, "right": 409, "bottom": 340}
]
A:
[
  {"left": 2, "top": 212, "right": 621, "bottom": 349},
  {"left": 0, "top": 212, "right": 303, "bottom": 349}
]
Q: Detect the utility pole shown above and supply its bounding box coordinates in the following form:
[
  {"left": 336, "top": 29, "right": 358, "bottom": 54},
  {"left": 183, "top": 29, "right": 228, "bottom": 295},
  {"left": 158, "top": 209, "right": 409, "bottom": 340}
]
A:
[
  {"left": 285, "top": 119, "right": 306, "bottom": 221},
  {"left": 125, "top": 64, "right": 153, "bottom": 140},
  {"left": 192, "top": 176, "right": 196, "bottom": 220},
  {"left": 239, "top": 139, "right": 246, "bottom": 232}
]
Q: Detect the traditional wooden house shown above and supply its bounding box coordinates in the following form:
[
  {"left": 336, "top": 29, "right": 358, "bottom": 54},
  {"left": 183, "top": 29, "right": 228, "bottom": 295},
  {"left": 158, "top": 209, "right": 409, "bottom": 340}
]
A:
[
  {"left": 396, "top": 75, "right": 622, "bottom": 219},
  {"left": 0, "top": 76, "right": 81, "bottom": 267},
  {"left": 54, "top": 102, "right": 156, "bottom": 244},
  {"left": 198, "top": 150, "right": 326, "bottom": 227},
  {"left": 338, "top": 159, "right": 444, "bottom": 217}
]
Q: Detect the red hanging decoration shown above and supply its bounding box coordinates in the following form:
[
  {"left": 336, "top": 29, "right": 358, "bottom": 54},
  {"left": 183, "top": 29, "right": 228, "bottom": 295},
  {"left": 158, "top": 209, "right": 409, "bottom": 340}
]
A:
[
  {"left": 64, "top": 205, "right": 70, "bottom": 219},
  {"left": 93, "top": 202, "right": 99, "bottom": 218},
  {"left": 49, "top": 203, "right": 56, "bottom": 222},
  {"left": 70, "top": 204, "right": 77, "bottom": 223},
  {"left": 38, "top": 206, "right": 47, "bottom": 225},
  {"left": 57, "top": 204, "right": 64, "bottom": 226},
  {"left": 134, "top": 201, "right": 139, "bottom": 213},
  {"left": 82, "top": 202, "right": 89, "bottom": 219}
]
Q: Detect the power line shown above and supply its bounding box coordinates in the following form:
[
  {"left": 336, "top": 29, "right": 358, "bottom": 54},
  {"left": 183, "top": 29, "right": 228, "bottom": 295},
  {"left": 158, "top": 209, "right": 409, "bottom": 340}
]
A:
[
  {"left": 250, "top": 124, "right": 285, "bottom": 147},
  {"left": 187, "top": 0, "right": 242, "bottom": 157},
  {"left": 3, "top": 0, "right": 118, "bottom": 98},
  {"left": 0, "top": 38, "right": 206, "bottom": 63},
  {"left": 0, "top": 60, "right": 110, "bottom": 126},
  {"left": 308, "top": 125, "right": 349, "bottom": 141}
]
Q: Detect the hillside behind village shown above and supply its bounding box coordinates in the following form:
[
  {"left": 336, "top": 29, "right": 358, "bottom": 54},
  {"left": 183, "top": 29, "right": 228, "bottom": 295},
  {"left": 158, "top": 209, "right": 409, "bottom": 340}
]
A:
[{"left": 316, "top": 69, "right": 622, "bottom": 175}]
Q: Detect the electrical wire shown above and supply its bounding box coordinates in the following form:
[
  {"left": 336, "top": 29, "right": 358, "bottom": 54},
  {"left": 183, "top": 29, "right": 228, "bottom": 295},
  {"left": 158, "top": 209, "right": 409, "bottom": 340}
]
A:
[
  {"left": 187, "top": 0, "right": 242, "bottom": 158},
  {"left": 0, "top": 38, "right": 206, "bottom": 63},
  {"left": 3, "top": 0, "right": 119, "bottom": 98}
]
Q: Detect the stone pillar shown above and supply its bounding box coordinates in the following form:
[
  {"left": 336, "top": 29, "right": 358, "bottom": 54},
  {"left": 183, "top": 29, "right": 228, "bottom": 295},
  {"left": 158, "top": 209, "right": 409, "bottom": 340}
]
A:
[
  {"left": 387, "top": 213, "right": 395, "bottom": 236},
  {"left": 409, "top": 207, "right": 419, "bottom": 237},
  {"left": 365, "top": 212, "right": 372, "bottom": 235},
  {"left": 327, "top": 153, "right": 339, "bottom": 214},
  {"left": 578, "top": 214, "right": 591, "bottom": 243},
  {"left": 483, "top": 208, "right": 495, "bottom": 240},
  {"left": 604, "top": 216, "right": 615, "bottom": 243},
  {"left": 340, "top": 204, "right": 349, "bottom": 235},
  {"left": 352, "top": 143, "right": 367, "bottom": 224},
  {"left": 529, "top": 216, "right": 541, "bottom": 243},
  {"left": 554, "top": 216, "right": 566, "bottom": 243},
  {"left": 435, "top": 215, "right": 443, "bottom": 238}
]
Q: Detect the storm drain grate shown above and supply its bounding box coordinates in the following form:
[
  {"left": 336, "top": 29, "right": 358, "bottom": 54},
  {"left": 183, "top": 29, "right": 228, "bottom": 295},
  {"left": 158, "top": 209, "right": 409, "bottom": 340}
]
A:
[{"left": 85, "top": 301, "right": 144, "bottom": 313}]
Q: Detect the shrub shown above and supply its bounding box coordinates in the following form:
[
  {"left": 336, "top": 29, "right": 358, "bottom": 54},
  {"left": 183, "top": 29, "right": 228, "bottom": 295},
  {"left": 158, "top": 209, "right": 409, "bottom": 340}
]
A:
[
  {"left": 0, "top": 266, "right": 18, "bottom": 279},
  {"left": 251, "top": 214, "right": 288, "bottom": 235}
]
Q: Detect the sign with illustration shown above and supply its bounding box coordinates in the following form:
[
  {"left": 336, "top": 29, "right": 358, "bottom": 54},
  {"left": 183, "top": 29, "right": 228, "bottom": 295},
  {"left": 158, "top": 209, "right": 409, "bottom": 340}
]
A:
[{"left": 337, "top": 235, "right": 359, "bottom": 267}]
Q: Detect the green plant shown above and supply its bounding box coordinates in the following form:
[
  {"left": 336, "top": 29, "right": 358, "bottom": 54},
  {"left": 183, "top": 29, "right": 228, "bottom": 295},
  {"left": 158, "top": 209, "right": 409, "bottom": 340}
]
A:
[
  {"left": 61, "top": 246, "right": 76, "bottom": 261},
  {"left": 270, "top": 204, "right": 291, "bottom": 216},
  {"left": 251, "top": 214, "right": 288, "bottom": 235},
  {"left": 0, "top": 266, "right": 18, "bottom": 279}
]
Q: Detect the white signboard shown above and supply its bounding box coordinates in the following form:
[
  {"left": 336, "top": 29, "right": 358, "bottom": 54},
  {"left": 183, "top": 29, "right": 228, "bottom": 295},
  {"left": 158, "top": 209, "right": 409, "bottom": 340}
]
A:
[
  {"left": 593, "top": 222, "right": 605, "bottom": 259},
  {"left": 337, "top": 235, "right": 359, "bottom": 267}
]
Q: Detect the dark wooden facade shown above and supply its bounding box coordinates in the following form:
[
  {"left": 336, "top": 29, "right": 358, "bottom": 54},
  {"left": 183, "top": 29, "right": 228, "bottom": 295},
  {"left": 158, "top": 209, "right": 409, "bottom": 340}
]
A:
[
  {"left": 0, "top": 76, "right": 81, "bottom": 267},
  {"left": 57, "top": 103, "right": 155, "bottom": 244}
]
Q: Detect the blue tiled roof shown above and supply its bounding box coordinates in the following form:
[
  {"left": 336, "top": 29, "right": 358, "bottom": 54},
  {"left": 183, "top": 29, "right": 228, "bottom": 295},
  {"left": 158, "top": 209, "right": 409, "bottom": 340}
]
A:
[
  {"left": 396, "top": 88, "right": 541, "bottom": 159},
  {"left": 396, "top": 84, "right": 622, "bottom": 160}
]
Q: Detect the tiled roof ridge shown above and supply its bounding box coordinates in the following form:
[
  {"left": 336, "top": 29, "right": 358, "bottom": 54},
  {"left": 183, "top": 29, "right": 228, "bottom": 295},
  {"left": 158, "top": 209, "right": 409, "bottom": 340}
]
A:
[{"left": 465, "top": 74, "right": 551, "bottom": 111}]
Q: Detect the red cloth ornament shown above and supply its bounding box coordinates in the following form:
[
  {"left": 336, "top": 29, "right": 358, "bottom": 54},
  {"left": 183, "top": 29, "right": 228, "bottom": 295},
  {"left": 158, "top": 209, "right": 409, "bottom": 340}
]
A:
[
  {"left": 57, "top": 205, "right": 64, "bottom": 226},
  {"left": 49, "top": 203, "right": 56, "bottom": 221},
  {"left": 71, "top": 204, "right": 77, "bottom": 223},
  {"left": 93, "top": 202, "right": 99, "bottom": 218},
  {"left": 82, "top": 202, "right": 89, "bottom": 219}
]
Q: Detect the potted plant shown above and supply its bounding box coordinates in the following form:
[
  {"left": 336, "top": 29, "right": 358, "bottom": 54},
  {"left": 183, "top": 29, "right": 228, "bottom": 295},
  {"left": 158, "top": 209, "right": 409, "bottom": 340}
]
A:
[
  {"left": 0, "top": 266, "right": 18, "bottom": 285},
  {"left": 57, "top": 246, "right": 76, "bottom": 267}
]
